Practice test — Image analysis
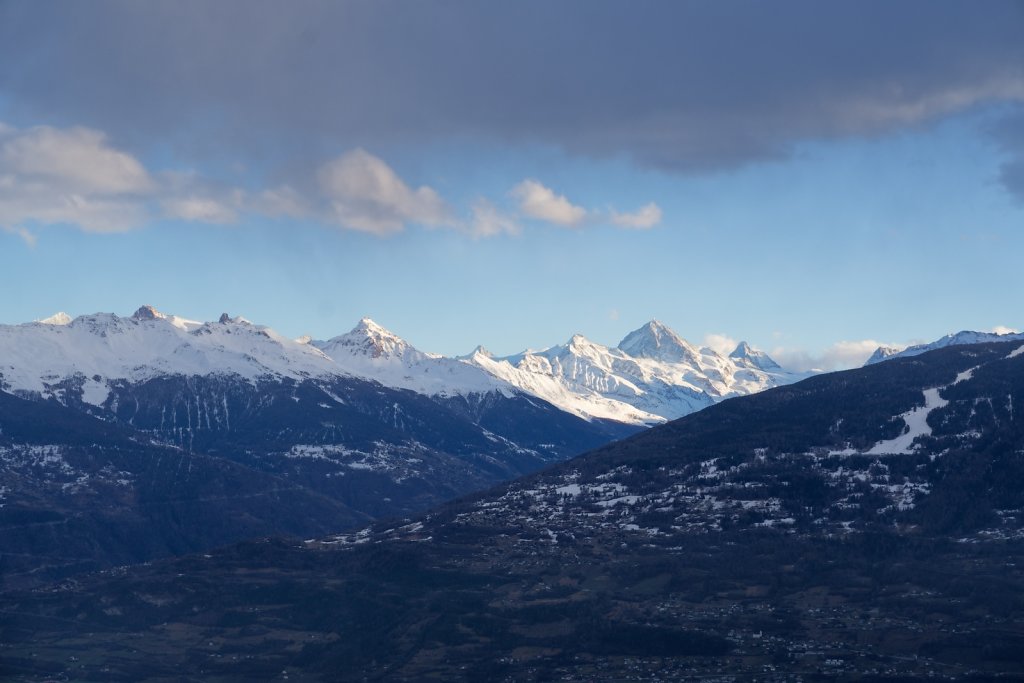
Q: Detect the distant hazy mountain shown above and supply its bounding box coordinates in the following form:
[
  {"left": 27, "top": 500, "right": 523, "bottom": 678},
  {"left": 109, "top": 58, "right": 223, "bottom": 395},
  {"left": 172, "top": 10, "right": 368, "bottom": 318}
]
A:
[
  {"left": 866, "top": 328, "right": 1024, "bottom": 365},
  {"left": 465, "top": 320, "right": 808, "bottom": 424},
  {"left": 3, "top": 308, "right": 806, "bottom": 427}
]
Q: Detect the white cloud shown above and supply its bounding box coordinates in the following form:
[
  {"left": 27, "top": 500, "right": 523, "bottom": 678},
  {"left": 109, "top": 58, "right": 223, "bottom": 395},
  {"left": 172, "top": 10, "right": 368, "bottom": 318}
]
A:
[
  {"left": 771, "top": 339, "right": 896, "bottom": 373},
  {"left": 610, "top": 202, "right": 662, "bottom": 229},
  {"left": 0, "top": 189, "right": 149, "bottom": 233},
  {"left": 0, "top": 122, "right": 245, "bottom": 236},
  {"left": 510, "top": 179, "right": 587, "bottom": 226},
  {"left": 0, "top": 124, "right": 154, "bottom": 195},
  {"left": 0, "top": 123, "right": 152, "bottom": 233},
  {"left": 991, "top": 325, "right": 1021, "bottom": 335},
  {"left": 468, "top": 199, "right": 520, "bottom": 238},
  {"left": 255, "top": 185, "right": 312, "bottom": 219},
  {"left": 0, "top": 121, "right": 663, "bottom": 243},
  {"left": 2, "top": 225, "right": 37, "bottom": 247},
  {"left": 317, "top": 149, "right": 451, "bottom": 235},
  {"left": 702, "top": 333, "right": 739, "bottom": 356},
  {"left": 162, "top": 196, "right": 240, "bottom": 224}
]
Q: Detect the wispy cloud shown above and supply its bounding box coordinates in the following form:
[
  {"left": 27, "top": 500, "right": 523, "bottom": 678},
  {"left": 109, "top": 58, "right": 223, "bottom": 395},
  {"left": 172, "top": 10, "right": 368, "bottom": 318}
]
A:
[
  {"left": 0, "top": 122, "right": 247, "bottom": 234},
  {"left": 509, "top": 179, "right": 662, "bottom": 231},
  {"left": 0, "top": 120, "right": 661, "bottom": 241},
  {"left": 0, "top": 123, "right": 152, "bottom": 233},
  {"left": 611, "top": 202, "right": 662, "bottom": 230},
  {"left": 702, "top": 333, "right": 739, "bottom": 356},
  {"left": 1, "top": 225, "right": 37, "bottom": 247},
  {"left": 317, "top": 149, "right": 452, "bottom": 235},
  {"left": 1, "top": 124, "right": 154, "bottom": 194},
  {"left": 510, "top": 179, "right": 587, "bottom": 227},
  {"left": 469, "top": 199, "right": 521, "bottom": 238},
  {"left": 162, "top": 195, "right": 241, "bottom": 225},
  {"left": 254, "top": 185, "right": 312, "bottom": 220},
  {"left": 771, "top": 339, "right": 897, "bottom": 372}
]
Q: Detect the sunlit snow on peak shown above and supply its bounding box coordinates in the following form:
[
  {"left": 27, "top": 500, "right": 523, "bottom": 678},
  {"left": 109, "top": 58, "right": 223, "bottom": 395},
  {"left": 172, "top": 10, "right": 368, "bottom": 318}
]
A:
[
  {"left": 617, "top": 319, "right": 701, "bottom": 365},
  {"left": 35, "top": 312, "right": 72, "bottom": 326},
  {"left": 131, "top": 304, "right": 165, "bottom": 321}
]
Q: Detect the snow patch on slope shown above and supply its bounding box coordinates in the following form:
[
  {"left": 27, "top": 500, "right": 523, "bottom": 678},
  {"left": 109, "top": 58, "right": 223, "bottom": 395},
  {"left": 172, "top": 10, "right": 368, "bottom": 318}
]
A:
[
  {"left": 867, "top": 388, "right": 949, "bottom": 455},
  {"left": 866, "top": 364, "right": 978, "bottom": 455}
]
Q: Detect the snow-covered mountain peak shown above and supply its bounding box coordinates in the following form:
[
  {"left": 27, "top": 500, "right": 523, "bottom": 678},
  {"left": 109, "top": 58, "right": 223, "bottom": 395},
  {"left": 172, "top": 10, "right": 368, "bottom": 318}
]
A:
[
  {"left": 35, "top": 312, "right": 72, "bottom": 326},
  {"left": 566, "top": 333, "right": 601, "bottom": 352},
  {"left": 731, "top": 340, "right": 753, "bottom": 356},
  {"left": 132, "top": 305, "right": 165, "bottom": 321},
  {"left": 2, "top": 307, "right": 810, "bottom": 429},
  {"left": 353, "top": 317, "right": 391, "bottom": 335},
  {"left": 459, "top": 345, "right": 494, "bottom": 361},
  {"left": 865, "top": 345, "right": 904, "bottom": 365},
  {"left": 314, "top": 319, "right": 509, "bottom": 397},
  {"left": 729, "top": 341, "right": 782, "bottom": 371},
  {"left": 215, "top": 312, "right": 252, "bottom": 326},
  {"left": 462, "top": 320, "right": 810, "bottom": 425},
  {"left": 322, "top": 318, "right": 416, "bottom": 362},
  {"left": 617, "top": 320, "right": 700, "bottom": 364}
]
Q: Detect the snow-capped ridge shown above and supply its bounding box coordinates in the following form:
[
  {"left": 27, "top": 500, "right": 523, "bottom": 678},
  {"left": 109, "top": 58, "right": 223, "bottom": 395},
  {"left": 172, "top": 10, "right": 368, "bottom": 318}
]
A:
[
  {"left": 3, "top": 308, "right": 808, "bottom": 428},
  {"left": 0, "top": 306, "right": 348, "bottom": 403},
  {"left": 315, "top": 319, "right": 511, "bottom": 398},
  {"left": 865, "top": 345, "right": 904, "bottom": 365},
  {"left": 866, "top": 329, "right": 1024, "bottom": 365},
  {"left": 464, "top": 319, "right": 807, "bottom": 425}
]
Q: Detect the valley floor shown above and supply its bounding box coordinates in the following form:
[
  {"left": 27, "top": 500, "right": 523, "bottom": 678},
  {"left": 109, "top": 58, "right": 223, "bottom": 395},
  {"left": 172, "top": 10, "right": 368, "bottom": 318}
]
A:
[{"left": 2, "top": 529, "right": 1023, "bottom": 681}]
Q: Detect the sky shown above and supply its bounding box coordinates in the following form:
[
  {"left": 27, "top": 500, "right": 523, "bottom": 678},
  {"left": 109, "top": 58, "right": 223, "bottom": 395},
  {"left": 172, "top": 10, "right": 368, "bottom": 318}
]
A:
[{"left": 1, "top": 1, "right": 1023, "bottom": 370}]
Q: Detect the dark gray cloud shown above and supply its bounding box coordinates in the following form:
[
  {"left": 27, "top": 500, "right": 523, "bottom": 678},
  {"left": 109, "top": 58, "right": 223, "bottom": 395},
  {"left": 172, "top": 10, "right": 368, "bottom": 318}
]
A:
[
  {"left": 1, "top": 0, "right": 1022, "bottom": 171},
  {"left": 992, "top": 111, "right": 1024, "bottom": 201}
]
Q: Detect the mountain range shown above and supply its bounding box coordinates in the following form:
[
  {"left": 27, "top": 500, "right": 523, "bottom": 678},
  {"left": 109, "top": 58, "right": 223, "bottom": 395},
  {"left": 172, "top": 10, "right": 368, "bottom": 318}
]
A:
[
  {"left": 5, "top": 337, "right": 1023, "bottom": 680},
  {"left": 0, "top": 306, "right": 803, "bottom": 589},
  {"left": 0, "top": 306, "right": 645, "bottom": 588},
  {"left": 5, "top": 306, "right": 806, "bottom": 426}
]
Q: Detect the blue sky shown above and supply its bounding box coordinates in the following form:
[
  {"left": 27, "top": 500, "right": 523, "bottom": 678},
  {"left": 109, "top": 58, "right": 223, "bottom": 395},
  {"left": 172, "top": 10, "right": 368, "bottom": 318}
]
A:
[{"left": 1, "top": 2, "right": 1023, "bottom": 369}]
